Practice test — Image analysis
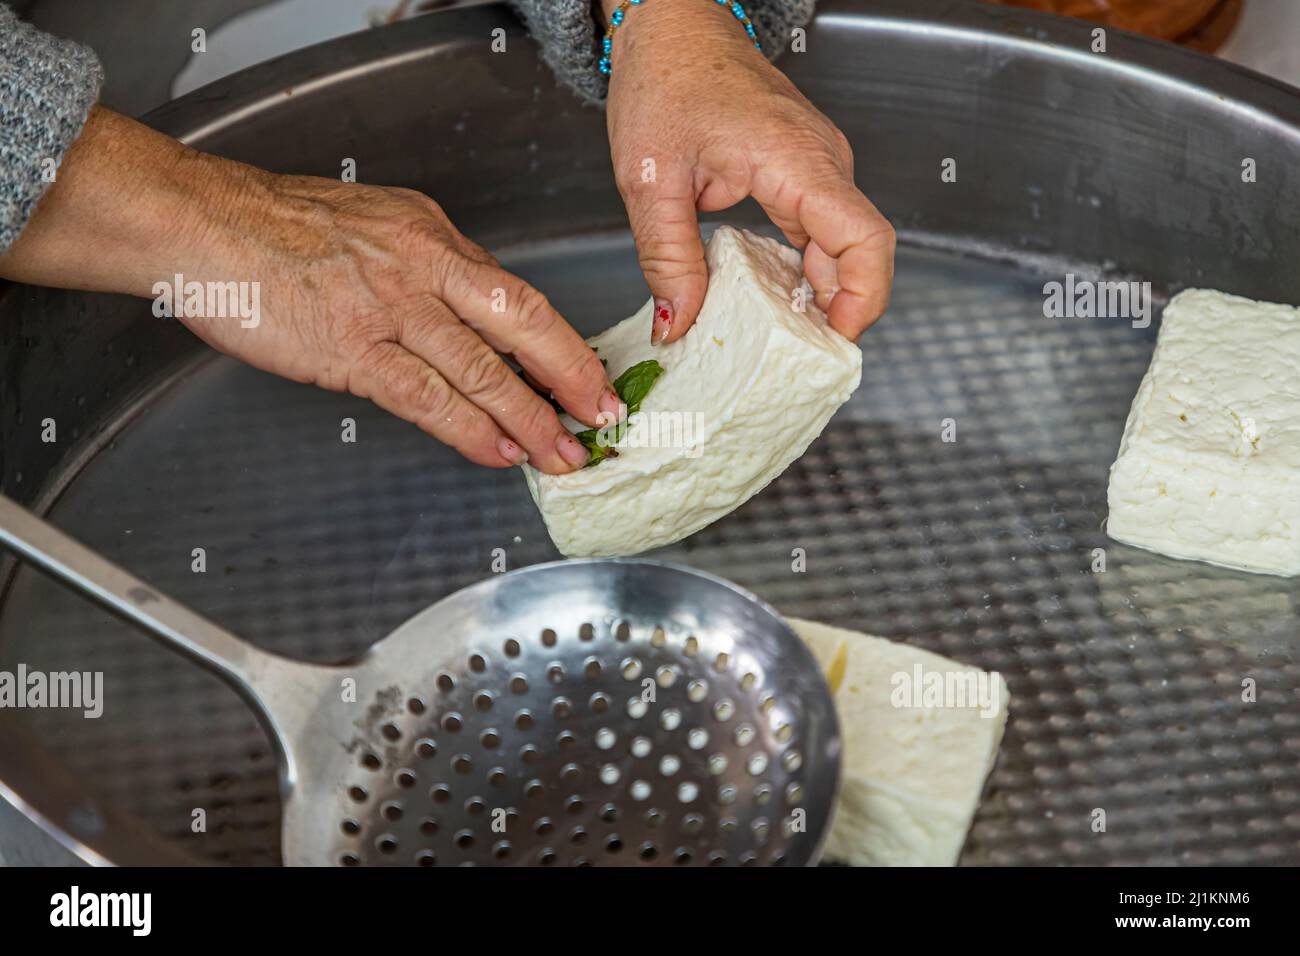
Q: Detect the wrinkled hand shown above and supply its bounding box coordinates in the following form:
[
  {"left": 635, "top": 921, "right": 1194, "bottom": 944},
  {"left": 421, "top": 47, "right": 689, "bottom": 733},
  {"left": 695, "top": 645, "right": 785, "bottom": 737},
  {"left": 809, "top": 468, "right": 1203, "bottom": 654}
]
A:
[
  {"left": 604, "top": 0, "right": 895, "bottom": 345},
  {"left": 190, "top": 173, "right": 617, "bottom": 473},
  {"left": 0, "top": 109, "right": 617, "bottom": 474}
]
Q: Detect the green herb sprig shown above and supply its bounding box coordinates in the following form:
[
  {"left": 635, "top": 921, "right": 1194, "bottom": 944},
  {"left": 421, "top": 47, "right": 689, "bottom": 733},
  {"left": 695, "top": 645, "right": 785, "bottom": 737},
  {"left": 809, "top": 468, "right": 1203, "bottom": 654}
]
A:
[{"left": 574, "top": 359, "right": 665, "bottom": 467}]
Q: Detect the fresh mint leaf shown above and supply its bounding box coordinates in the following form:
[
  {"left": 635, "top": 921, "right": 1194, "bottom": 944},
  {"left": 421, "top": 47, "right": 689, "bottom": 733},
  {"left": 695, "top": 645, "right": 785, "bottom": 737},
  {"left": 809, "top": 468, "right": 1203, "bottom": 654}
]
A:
[
  {"left": 613, "top": 359, "right": 665, "bottom": 415},
  {"left": 577, "top": 358, "right": 665, "bottom": 468}
]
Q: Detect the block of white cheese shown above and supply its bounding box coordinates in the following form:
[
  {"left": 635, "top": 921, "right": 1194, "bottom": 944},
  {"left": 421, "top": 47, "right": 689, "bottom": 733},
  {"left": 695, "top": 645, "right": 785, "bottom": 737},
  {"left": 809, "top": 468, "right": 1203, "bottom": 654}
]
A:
[
  {"left": 789, "top": 618, "right": 1008, "bottom": 866},
  {"left": 1107, "top": 289, "right": 1300, "bottom": 575},
  {"left": 523, "top": 226, "right": 863, "bottom": 558}
]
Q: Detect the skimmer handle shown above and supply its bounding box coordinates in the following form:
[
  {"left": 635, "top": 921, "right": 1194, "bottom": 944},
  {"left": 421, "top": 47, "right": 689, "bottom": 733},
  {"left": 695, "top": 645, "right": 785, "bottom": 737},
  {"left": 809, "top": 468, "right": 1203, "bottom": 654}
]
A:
[{"left": 0, "top": 493, "right": 293, "bottom": 699}]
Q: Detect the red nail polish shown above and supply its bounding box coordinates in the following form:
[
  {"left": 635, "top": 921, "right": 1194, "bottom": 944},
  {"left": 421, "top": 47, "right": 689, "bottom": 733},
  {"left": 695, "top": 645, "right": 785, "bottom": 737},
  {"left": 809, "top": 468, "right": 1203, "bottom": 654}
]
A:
[
  {"left": 598, "top": 389, "right": 623, "bottom": 423},
  {"left": 497, "top": 437, "right": 527, "bottom": 466},
  {"left": 557, "top": 434, "right": 590, "bottom": 467},
  {"left": 651, "top": 298, "right": 673, "bottom": 346}
]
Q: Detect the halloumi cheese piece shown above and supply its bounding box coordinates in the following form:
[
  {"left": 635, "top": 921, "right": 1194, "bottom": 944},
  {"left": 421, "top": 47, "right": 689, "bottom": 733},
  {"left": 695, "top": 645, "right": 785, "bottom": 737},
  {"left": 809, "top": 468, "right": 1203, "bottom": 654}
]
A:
[
  {"left": 523, "top": 227, "right": 863, "bottom": 558},
  {"left": 1107, "top": 289, "right": 1300, "bottom": 575},
  {"left": 790, "top": 618, "right": 1008, "bottom": 866}
]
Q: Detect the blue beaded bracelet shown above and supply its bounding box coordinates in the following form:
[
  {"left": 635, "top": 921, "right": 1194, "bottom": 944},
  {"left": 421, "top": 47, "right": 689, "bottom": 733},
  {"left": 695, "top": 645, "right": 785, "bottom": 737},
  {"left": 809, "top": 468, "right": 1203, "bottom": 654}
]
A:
[{"left": 599, "top": 0, "right": 762, "bottom": 77}]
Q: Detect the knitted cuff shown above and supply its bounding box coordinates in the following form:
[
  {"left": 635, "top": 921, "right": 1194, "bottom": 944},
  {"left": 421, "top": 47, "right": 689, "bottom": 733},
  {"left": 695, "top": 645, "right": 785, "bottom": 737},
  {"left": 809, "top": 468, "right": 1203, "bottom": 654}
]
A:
[
  {"left": 0, "top": 4, "right": 104, "bottom": 253},
  {"left": 507, "top": 0, "right": 817, "bottom": 107}
]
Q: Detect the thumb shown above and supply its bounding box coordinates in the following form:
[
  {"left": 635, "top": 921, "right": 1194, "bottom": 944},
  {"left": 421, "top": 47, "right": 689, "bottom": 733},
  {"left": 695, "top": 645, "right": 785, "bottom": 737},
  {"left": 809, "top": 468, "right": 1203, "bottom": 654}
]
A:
[{"left": 622, "top": 173, "right": 708, "bottom": 346}]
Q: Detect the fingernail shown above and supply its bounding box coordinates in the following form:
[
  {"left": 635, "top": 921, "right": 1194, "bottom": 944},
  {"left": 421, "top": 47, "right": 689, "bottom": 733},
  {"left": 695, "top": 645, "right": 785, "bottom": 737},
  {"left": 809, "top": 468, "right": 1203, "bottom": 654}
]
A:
[
  {"left": 497, "top": 438, "right": 528, "bottom": 466},
  {"left": 557, "top": 434, "right": 590, "bottom": 467},
  {"left": 598, "top": 389, "right": 624, "bottom": 423},
  {"left": 651, "top": 298, "right": 673, "bottom": 346}
]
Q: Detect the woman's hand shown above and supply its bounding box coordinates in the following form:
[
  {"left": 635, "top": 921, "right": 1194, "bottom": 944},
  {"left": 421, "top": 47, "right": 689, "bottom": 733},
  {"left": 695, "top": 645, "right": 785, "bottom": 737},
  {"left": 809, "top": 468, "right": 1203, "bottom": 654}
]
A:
[
  {"left": 0, "top": 108, "right": 616, "bottom": 473},
  {"left": 602, "top": 0, "right": 895, "bottom": 345}
]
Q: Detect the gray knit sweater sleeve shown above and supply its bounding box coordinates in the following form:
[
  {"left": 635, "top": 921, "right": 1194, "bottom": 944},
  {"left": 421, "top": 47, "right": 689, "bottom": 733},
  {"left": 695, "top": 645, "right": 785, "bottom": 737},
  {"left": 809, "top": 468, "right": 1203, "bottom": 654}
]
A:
[
  {"left": 507, "top": 0, "right": 816, "bottom": 104},
  {"left": 0, "top": 3, "right": 103, "bottom": 253}
]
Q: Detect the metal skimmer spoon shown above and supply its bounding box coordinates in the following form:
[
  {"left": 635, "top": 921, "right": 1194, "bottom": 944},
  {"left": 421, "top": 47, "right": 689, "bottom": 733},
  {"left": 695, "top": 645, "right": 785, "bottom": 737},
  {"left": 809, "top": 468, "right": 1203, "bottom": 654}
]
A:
[{"left": 0, "top": 495, "right": 840, "bottom": 866}]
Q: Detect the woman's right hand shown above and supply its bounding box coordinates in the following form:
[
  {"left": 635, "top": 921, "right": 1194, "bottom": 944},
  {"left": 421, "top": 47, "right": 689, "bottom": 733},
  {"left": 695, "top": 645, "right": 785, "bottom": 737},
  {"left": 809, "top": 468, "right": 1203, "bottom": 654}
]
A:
[{"left": 0, "top": 108, "right": 617, "bottom": 473}]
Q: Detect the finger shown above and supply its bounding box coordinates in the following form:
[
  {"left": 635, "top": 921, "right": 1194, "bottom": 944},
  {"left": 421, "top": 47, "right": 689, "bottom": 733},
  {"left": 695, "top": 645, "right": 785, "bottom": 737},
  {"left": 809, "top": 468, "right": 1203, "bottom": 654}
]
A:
[
  {"left": 398, "top": 305, "right": 592, "bottom": 474},
  {"left": 792, "top": 178, "right": 895, "bottom": 341},
  {"left": 802, "top": 239, "right": 839, "bottom": 311},
  {"left": 618, "top": 165, "right": 708, "bottom": 346},
  {"left": 757, "top": 199, "right": 810, "bottom": 252},
  {"left": 435, "top": 258, "right": 617, "bottom": 429},
  {"left": 349, "top": 340, "right": 521, "bottom": 469}
]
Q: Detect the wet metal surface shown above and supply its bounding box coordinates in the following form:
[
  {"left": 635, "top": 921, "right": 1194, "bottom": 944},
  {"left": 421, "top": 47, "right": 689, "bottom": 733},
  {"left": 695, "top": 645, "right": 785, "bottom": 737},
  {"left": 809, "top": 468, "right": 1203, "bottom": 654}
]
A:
[
  {"left": 3, "top": 239, "right": 1298, "bottom": 864},
  {"left": 2, "top": 0, "right": 1299, "bottom": 864}
]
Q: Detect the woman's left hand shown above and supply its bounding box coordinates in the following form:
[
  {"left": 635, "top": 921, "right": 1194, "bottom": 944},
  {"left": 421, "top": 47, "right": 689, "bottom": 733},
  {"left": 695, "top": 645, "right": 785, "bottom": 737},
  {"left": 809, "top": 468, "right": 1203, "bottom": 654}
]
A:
[{"left": 602, "top": 0, "right": 895, "bottom": 346}]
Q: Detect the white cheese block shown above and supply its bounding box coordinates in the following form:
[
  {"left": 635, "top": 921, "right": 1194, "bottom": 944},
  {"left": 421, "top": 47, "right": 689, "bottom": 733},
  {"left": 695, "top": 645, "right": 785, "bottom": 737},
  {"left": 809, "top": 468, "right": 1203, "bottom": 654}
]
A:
[
  {"left": 789, "top": 618, "right": 1008, "bottom": 866},
  {"left": 1106, "top": 289, "right": 1300, "bottom": 575},
  {"left": 523, "top": 226, "right": 863, "bottom": 558}
]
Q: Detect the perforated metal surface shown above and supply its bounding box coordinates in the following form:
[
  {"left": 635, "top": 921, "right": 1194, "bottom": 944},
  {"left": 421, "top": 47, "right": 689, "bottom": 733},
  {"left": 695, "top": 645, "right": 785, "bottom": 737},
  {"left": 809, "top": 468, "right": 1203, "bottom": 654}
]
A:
[
  {"left": 320, "top": 571, "right": 839, "bottom": 868},
  {"left": 2, "top": 237, "right": 1299, "bottom": 865}
]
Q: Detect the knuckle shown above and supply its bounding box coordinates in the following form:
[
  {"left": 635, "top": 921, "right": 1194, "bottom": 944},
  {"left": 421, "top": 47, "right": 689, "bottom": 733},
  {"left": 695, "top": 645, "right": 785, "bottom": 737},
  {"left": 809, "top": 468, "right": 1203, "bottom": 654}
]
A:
[
  {"left": 393, "top": 213, "right": 448, "bottom": 254},
  {"left": 866, "top": 220, "right": 897, "bottom": 256},
  {"left": 394, "top": 187, "right": 450, "bottom": 222},
  {"left": 428, "top": 244, "right": 466, "bottom": 292},
  {"left": 458, "top": 342, "right": 508, "bottom": 397},
  {"left": 513, "top": 288, "right": 557, "bottom": 338},
  {"left": 632, "top": 224, "right": 705, "bottom": 283},
  {"left": 637, "top": 244, "right": 700, "bottom": 271},
  {"left": 634, "top": 203, "right": 696, "bottom": 243},
  {"left": 637, "top": 246, "right": 706, "bottom": 284},
  {"left": 431, "top": 322, "right": 474, "bottom": 366},
  {"left": 831, "top": 127, "right": 854, "bottom": 168},
  {"left": 338, "top": 308, "right": 394, "bottom": 356},
  {"left": 614, "top": 167, "right": 639, "bottom": 196},
  {"left": 517, "top": 394, "right": 563, "bottom": 439},
  {"left": 808, "top": 155, "right": 850, "bottom": 190},
  {"left": 560, "top": 348, "right": 608, "bottom": 396},
  {"left": 614, "top": 158, "right": 653, "bottom": 197},
  {"left": 390, "top": 363, "right": 452, "bottom": 418},
  {"left": 457, "top": 237, "right": 496, "bottom": 268}
]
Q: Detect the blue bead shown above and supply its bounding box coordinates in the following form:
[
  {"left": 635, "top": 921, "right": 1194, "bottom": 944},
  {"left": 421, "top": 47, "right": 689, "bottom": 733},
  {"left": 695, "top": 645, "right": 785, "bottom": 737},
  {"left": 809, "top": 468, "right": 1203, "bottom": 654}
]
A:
[{"left": 598, "top": 0, "right": 758, "bottom": 79}]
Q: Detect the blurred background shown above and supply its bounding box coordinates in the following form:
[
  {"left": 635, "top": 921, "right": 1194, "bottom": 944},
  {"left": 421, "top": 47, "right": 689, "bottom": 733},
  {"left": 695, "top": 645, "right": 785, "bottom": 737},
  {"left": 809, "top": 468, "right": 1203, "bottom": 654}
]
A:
[{"left": 4, "top": 0, "right": 1300, "bottom": 119}]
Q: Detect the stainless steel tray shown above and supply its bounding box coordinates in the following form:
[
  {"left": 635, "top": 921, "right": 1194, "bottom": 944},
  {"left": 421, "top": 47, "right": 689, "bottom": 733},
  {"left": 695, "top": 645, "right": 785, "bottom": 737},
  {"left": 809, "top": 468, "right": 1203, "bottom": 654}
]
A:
[{"left": 2, "top": 0, "right": 1298, "bottom": 865}]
